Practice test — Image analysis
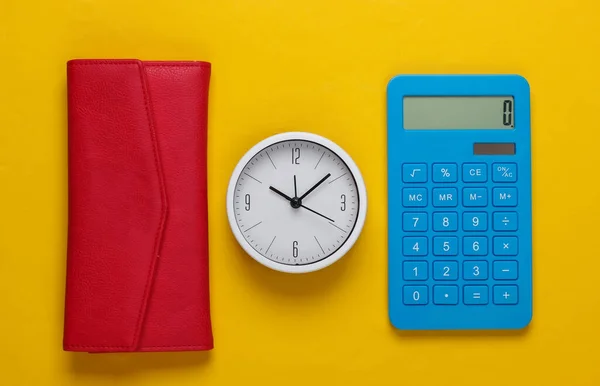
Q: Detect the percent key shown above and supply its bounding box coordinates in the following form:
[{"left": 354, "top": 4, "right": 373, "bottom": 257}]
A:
[{"left": 433, "top": 164, "right": 457, "bottom": 183}]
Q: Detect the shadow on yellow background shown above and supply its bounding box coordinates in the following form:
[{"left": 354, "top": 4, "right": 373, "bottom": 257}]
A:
[{"left": 2, "top": 0, "right": 600, "bottom": 385}]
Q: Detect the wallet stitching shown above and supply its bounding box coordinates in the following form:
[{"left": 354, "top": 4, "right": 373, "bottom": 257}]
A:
[
  {"left": 132, "top": 61, "right": 169, "bottom": 350},
  {"left": 67, "top": 62, "right": 170, "bottom": 350}
]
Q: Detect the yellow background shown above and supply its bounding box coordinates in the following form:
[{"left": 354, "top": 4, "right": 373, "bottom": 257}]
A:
[{"left": 1, "top": 0, "right": 600, "bottom": 385}]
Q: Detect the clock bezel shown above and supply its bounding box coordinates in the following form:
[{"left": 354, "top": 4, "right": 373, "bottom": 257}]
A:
[{"left": 226, "top": 131, "right": 367, "bottom": 274}]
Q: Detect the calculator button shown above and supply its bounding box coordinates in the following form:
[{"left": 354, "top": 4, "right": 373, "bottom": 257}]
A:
[
  {"left": 403, "top": 188, "right": 428, "bottom": 207},
  {"left": 493, "top": 236, "right": 518, "bottom": 256},
  {"left": 403, "top": 286, "right": 428, "bottom": 305},
  {"left": 402, "top": 163, "right": 427, "bottom": 183},
  {"left": 403, "top": 261, "right": 428, "bottom": 281},
  {"left": 433, "top": 285, "right": 459, "bottom": 305},
  {"left": 433, "top": 236, "right": 458, "bottom": 256},
  {"left": 493, "top": 260, "right": 518, "bottom": 280},
  {"left": 462, "top": 212, "right": 488, "bottom": 231},
  {"left": 492, "top": 163, "right": 517, "bottom": 183},
  {"left": 433, "top": 188, "right": 458, "bottom": 207},
  {"left": 463, "top": 261, "right": 488, "bottom": 280},
  {"left": 493, "top": 285, "right": 518, "bottom": 305},
  {"left": 493, "top": 187, "right": 518, "bottom": 207},
  {"left": 463, "top": 236, "right": 488, "bottom": 256},
  {"left": 493, "top": 212, "right": 518, "bottom": 231},
  {"left": 463, "top": 286, "right": 489, "bottom": 305},
  {"left": 433, "top": 261, "right": 458, "bottom": 281},
  {"left": 462, "top": 188, "right": 487, "bottom": 207},
  {"left": 462, "top": 163, "right": 487, "bottom": 182},
  {"left": 432, "top": 163, "right": 458, "bottom": 183},
  {"left": 433, "top": 212, "right": 458, "bottom": 232},
  {"left": 403, "top": 212, "right": 428, "bottom": 232},
  {"left": 403, "top": 237, "right": 428, "bottom": 256}
]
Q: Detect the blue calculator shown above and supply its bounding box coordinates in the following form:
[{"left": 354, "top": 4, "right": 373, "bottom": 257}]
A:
[{"left": 386, "top": 75, "right": 532, "bottom": 330}]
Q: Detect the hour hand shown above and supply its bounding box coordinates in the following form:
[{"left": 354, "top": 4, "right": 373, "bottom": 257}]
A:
[{"left": 269, "top": 186, "right": 293, "bottom": 202}]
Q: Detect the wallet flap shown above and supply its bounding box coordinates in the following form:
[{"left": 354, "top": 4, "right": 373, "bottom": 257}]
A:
[{"left": 64, "top": 60, "right": 168, "bottom": 351}]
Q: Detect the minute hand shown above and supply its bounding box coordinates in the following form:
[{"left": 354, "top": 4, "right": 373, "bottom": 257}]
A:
[{"left": 298, "top": 173, "right": 331, "bottom": 200}]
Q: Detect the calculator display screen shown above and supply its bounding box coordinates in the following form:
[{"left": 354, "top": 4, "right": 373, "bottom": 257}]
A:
[{"left": 403, "top": 96, "right": 515, "bottom": 130}]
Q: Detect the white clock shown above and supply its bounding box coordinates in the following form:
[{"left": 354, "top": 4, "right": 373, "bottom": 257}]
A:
[{"left": 226, "top": 132, "right": 367, "bottom": 273}]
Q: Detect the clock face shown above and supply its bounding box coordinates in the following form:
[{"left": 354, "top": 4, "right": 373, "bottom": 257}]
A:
[{"left": 227, "top": 132, "right": 367, "bottom": 273}]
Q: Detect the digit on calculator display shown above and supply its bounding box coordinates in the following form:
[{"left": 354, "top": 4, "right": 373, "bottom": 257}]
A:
[{"left": 403, "top": 96, "right": 514, "bottom": 130}]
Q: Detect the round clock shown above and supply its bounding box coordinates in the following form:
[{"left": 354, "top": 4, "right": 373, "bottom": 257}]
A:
[{"left": 226, "top": 132, "right": 367, "bottom": 273}]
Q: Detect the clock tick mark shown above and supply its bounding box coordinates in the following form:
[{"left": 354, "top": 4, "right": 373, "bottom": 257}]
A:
[
  {"left": 244, "top": 221, "right": 263, "bottom": 233},
  {"left": 265, "top": 236, "right": 277, "bottom": 254},
  {"left": 244, "top": 173, "right": 262, "bottom": 184},
  {"left": 314, "top": 236, "right": 326, "bottom": 254},
  {"left": 266, "top": 152, "right": 277, "bottom": 170},
  {"left": 329, "top": 222, "right": 347, "bottom": 233},
  {"left": 314, "top": 152, "right": 325, "bottom": 169},
  {"left": 328, "top": 173, "right": 347, "bottom": 185}
]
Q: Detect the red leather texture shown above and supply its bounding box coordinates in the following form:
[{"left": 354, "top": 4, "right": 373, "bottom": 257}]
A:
[{"left": 64, "top": 59, "right": 213, "bottom": 352}]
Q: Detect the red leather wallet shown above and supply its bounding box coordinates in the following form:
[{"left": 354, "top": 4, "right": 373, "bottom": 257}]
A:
[{"left": 63, "top": 59, "right": 213, "bottom": 352}]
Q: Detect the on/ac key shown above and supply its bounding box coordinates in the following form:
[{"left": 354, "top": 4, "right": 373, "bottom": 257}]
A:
[{"left": 493, "top": 163, "right": 517, "bottom": 182}]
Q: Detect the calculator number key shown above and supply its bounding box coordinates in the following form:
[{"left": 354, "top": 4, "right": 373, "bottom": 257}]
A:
[
  {"left": 403, "top": 237, "right": 428, "bottom": 256},
  {"left": 463, "top": 261, "right": 488, "bottom": 280},
  {"left": 433, "top": 261, "right": 458, "bottom": 281},
  {"left": 403, "top": 212, "right": 428, "bottom": 232},
  {"left": 492, "top": 163, "right": 517, "bottom": 183},
  {"left": 463, "top": 236, "right": 488, "bottom": 256},
  {"left": 433, "top": 212, "right": 458, "bottom": 232},
  {"left": 433, "top": 237, "right": 458, "bottom": 256},
  {"left": 463, "top": 212, "right": 488, "bottom": 231},
  {"left": 403, "top": 261, "right": 428, "bottom": 281},
  {"left": 403, "top": 286, "right": 428, "bottom": 305},
  {"left": 493, "top": 236, "right": 518, "bottom": 256}
]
